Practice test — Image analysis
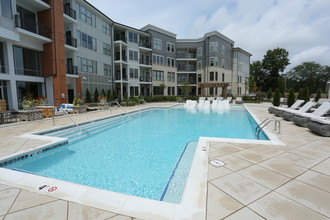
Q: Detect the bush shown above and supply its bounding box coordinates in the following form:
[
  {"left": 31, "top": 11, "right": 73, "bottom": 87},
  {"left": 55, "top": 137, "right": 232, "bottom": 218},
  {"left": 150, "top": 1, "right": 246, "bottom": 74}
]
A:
[
  {"left": 272, "top": 88, "right": 281, "bottom": 106},
  {"left": 302, "top": 87, "right": 310, "bottom": 104},
  {"left": 287, "top": 88, "right": 295, "bottom": 107},
  {"left": 315, "top": 89, "right": 321, "bottom": 102},
  {"left": 85, "top": 89, "right": 92, "bottom": 103},
  {"left": 297, "top": 88, "right": 304, "bottom": 100},
  {"left": 266, "top": 88, "right": 273, "bottom": 100},
  {"left": 94, "top": 88, "right": 99, "bottom": 103},
  {"left": 143, "top": 96, "right": 178, "bottom": 102}
]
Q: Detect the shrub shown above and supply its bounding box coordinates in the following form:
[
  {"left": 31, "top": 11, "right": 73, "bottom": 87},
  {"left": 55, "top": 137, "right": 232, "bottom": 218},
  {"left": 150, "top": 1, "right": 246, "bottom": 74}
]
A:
[
  {"left": 85, "top": 89, "right": 92, "bottom": 103},
  {"left": 272, "top": 88, "right": 281, "bottom": 106},
  {"left": 315, "top": 89, "right": 321, "bottom": 102},
  {"left": 266, "top": 88, "right": 273, "bottom": 100},
  {"left": 94, "top": 88, "right": 99, "bottom": 103},
  {"left": 302, "top": 87, "right": 310, "bottom": 104},
  {"left": 287, "top": 88, "right": 295, "bottom": 107}
]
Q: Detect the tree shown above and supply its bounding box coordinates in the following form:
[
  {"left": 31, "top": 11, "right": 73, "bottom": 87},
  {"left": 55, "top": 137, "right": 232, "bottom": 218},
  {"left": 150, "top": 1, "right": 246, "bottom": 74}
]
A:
[
  {"left": 107, "top": 89, "right": 113, "bottom": 101},
  {"left": 302, "top": 87, "right": 310, "bottom": 104},
  {"left": 250, "top": 61, "right": 267, "bottom": 91},
  {"left": 286, "top": 62, "right": 327, "bottom": 93},
  {"left": 248, "top": 76, "right": 257, "bottom": 92},
  {"left": 315, "top": 89, "right": 321, "bottom": 102},
  {"left": 159, "top": 83, "right": 166, "bottom": 95},
  {"left": 94, "top": 88, "right": 99, "bottom": 102},
  {"left": 278, "top": 76, "right": 286, "bottom": 96},
  {"left": 85, "top": 88, "right": 92, "bottom": 103},
  {"left": 266, "top": 88, "right": 272, "bottom": 100},
  {"left": 101, "top": 88, "right": 106, "bottom": 97},
  {"left": 181, "top": 81, "right": 191, "bottom": 98},
  {"left": 272, "top": 88, "right": 281, "bottom": 106},
  {"left": 287, "top": 88, "right": 295, "bottom": 107}
]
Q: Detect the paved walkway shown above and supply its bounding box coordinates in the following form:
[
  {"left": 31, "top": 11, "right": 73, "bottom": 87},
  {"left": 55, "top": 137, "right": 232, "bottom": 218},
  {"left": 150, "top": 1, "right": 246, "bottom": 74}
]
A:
[{"left": 0, "top": 103, "right": 329, "bottom": 219}]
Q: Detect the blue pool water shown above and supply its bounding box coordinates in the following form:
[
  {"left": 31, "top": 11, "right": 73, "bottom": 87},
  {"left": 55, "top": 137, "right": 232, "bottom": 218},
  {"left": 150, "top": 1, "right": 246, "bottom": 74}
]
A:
[{"left": 4, "top": 106, "right": 268, "bottom": 203}]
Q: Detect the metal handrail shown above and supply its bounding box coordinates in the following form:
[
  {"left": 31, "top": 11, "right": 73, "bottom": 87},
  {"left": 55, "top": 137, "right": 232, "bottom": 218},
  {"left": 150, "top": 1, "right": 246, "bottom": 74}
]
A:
[
  {"left": 256, "top": 118, "right": 281, "bottom": 137},
  {"left": 109, "top": 101, "right": 127, "bottom": 114},
  {"left": 59, "top": 106, "right": 88, "bottom": 135}
]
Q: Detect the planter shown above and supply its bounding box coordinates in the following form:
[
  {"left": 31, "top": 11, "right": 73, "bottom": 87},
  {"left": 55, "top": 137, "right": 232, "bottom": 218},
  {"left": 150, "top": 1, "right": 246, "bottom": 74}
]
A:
[{"left": 73, "top": 105, "right": 87, "bottom": 114}]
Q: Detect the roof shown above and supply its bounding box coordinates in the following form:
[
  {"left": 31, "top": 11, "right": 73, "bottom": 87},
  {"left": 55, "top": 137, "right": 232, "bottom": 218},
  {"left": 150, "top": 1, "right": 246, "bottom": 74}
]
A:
[{"left": 140, "top": 24, "right": 177, "bottom": 38}]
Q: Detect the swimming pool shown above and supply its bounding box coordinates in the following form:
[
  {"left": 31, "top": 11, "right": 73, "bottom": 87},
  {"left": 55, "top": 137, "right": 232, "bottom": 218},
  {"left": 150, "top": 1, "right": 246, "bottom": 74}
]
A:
[{"left": 2, "top": 105, "right": 268, "bottom": 204}]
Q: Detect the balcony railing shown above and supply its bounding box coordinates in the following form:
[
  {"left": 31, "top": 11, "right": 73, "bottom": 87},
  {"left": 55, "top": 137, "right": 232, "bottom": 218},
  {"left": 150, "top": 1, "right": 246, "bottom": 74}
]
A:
[
  {"left": 15, "top": 14, "right": 51, "bottom": 39},
  {"left": 139, "top": 58, "right": 152, "bottom": 66},
  {"left": 139, "top": 41, "right": 151, "bottom": 49},
  {"left": 65, "top": 35, "right": 77, "bottom": 48},
  {"left": 67, "top": 65, "right": 78, "bottom": 75},
  {"left": 177, "top": 53, "right": 197, "bottom": 59},
  {"left": 115, "top": 73, "right": 128, "bottom": 81},
  {"left": 140, "top": 76, "right": 152, "bottom": 82},
  {"left": 114, "top": 35, "right": 127, "bottom": 43},
  {"left": 64, "top": 3, "right": 76, "bottom": 20},
  {"left": 115, "top": 54, "right": 127, "bottom": 62}
]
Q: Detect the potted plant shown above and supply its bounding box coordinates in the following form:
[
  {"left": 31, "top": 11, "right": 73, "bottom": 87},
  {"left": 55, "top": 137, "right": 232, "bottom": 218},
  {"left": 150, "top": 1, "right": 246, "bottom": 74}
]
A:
[{"left": 98, "top": 96, "right": 107, "bottom": 104}]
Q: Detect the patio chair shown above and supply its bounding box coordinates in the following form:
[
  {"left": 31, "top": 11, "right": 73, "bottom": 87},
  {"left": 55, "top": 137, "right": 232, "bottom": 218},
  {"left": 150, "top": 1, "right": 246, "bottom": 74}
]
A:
[
  {"left": 184, "top": 100, "right": 192, "bottom": 108},
  {"left": 279, "top": 101, "right": 315, "bottom": 120},
  {"left": 226, "top": 97, "right": 232, "bottom": 103},
  {"left": 307, "top": 117, "right": 330, "bottom": 137},
  {"left": 268, "top": 99, "right": 304, "bottom": 115},
  {"left": 292, "top": 102, "right": 330, "bottom": 127},
  {"left": 236, "top": 97, "right": 243, "bottom": 104}
]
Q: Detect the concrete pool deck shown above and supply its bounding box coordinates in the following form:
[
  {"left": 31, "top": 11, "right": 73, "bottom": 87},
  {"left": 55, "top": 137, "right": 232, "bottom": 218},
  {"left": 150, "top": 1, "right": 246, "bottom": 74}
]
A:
[{"left": 0, "top": 102, "right": 329, "bottom": 219}]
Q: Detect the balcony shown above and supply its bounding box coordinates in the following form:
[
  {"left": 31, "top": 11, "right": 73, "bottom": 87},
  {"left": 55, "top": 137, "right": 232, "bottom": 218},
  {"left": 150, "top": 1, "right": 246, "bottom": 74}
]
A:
[
  {"left": 64, "top": 3, "right": 76, "bottom": 20},
  {"left": 114, "top": 35, "right": 127, "bottom": 43},
  {"left": 15, "top": 14, "right": 51, "bottom": 40},
  {"left": 65, "top": 35, "right": 77, "bottom": 48},
  {"left": 115, "top": 72, "right": 128, "bottom": 81},
  {"left": 67, "top": 65, "right": 78, "bottom": 76},
  {"left": 139, "top": 58, "right": 152, "bottom": 66},
  {"left": 115, "top": 54, "right": 127, "bottom": 62},
  {"left": 140, "top": 76, "right": 152, "bottom": 83},
  {"left": 16, "top": 0, "right": 50, "bottom": 11}
]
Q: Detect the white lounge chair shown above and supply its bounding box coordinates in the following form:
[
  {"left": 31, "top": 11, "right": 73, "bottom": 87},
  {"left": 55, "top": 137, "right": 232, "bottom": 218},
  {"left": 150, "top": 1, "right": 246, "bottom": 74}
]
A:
[
  {"left": 308, "top": 117, "right": 330, "bottom": 137},
  {"left": 184, "top": 100, "right": 192, "bottom": 108},
  {"left": 236, "top": 97, "right": 243, "bottom": 104},
  {"left": 197, "top": 100, "right": 204, "bottom": 109},
  {"left": 269, "top": 99, "right": 304, "bottom": 115},
  {"left": 292, "top": 102, "right": 330, "bottom": 127},
  {"left": 279, "top": 101, "right": 315, "bottom": 120}
]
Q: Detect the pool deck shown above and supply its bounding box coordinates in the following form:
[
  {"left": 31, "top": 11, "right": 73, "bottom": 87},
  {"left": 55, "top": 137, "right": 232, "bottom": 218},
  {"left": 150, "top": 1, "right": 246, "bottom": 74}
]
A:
[{"left": 0, "top": 102, "right": 329, "bottom": 220}]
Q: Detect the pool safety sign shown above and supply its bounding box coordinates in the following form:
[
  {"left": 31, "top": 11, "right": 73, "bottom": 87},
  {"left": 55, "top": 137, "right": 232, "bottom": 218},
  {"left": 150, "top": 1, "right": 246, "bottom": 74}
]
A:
[{"left": 38, "top": 185, "right": 58, "bottom": 193}]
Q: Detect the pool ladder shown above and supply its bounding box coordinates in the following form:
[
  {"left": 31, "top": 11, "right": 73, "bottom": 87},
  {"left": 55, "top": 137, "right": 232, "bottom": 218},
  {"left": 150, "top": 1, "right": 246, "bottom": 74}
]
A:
[
  {"left": 59, "top": 106, "right": 89, "bottom": 135},
  {"left": 256, "top": 118, "right": 281, "bottom": 138},
  {"left": 109, "top": 101, "right": 127, "bottom": 114}
]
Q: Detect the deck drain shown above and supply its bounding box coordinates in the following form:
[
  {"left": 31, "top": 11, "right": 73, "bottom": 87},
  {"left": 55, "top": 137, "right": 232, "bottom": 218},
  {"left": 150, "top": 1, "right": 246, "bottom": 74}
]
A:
[{"left": 210, "top": 160, "right": 225, "bottom": 167}]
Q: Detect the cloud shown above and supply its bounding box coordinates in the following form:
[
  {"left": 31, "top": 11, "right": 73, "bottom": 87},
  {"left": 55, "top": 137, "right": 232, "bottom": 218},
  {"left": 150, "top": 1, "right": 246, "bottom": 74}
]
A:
[{"left": 87, "top": 0, "right": 330, "bottom": 71}]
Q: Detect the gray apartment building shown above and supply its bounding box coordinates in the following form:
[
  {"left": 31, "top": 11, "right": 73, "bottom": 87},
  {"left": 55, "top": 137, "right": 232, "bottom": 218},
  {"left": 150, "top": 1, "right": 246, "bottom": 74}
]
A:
[{"left": 0, "top": 0, "right": 251, "bottom": 110}]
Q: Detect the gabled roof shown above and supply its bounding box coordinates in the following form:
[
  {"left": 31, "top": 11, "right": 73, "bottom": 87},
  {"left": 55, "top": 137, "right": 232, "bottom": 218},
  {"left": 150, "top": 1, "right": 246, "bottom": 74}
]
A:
[{"left": 141, "top": 24, "right": 177, "bottom": 38}]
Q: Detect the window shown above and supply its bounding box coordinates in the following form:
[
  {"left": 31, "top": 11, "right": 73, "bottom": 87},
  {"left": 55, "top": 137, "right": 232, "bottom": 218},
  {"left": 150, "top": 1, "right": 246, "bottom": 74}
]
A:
[
  {"left": 171, "top": 58, "right": 175, "bottom": 67},
  {"left": 167, "top": 57, "right": 171, "bottom": 67},
  {"left": 0, "top": 42, "right": 5, "bottom": 73},
  {"left": 221, "top": 59, "right": 225, "bottom": 67},
  {"left": 210, "top": 72, "right": 214, "bottom": 81},
  {"left": 80, "top": 5, "right": 86, "bottom": 21},
  {"left": 104, "top": 64, "right": 112, "bottom": 76},
  {"left": 1, "top": 0, "right": 13, "bottom": 19},
  {"left": 210, "top": 87, "right": 214, "bottom": 95},
  {"left": 86, "top": 10, "right": 92, "bottom": 25},
  {"left": 129, "top": 32, "right": 138, "bottom": 43},
  {"left": 152, "top": 54, "right": 164, "bottom": 65},
  {"left": 13, "top": 46, "right": 40, "bottom": 76},
  {"left": 222, "top": 73, "right": 225, "bottom": 82},
  {"left": 198, "top": 74, "right": 201, "bottom": 82},
  {"left": 79, "top": 31, "right": 97, "bottom": 50},
  {"left": 167, "top": 42, "right": 171, "bottom": 52},
  {"left": 171, "top": 72, "right": 175, "bottom": 82},
  {"left": 129, "top": 50, "right": 138, "bottom": 61},
  {"left": 92, "top": 38, "right": 97, "bottom": 51},
  {"left": 215, "top": 72, "right": 218, "bottom": 81},
  {"left": 152, "top": 70, "right": 164, "bottom": 81},
  {"left": 77, "top": 3, "right": 96, "bottom": 26},
  {"left": 197, "top": 47, "right": 202, "bottom": 57},
  {"left": 171, "top": 43, "right": 175, "bottom": 53},
  {"left": 76, "top": 30, "right": 81, "bottom": 46},
  {"left": 197, "top": 61, "right": 202, "bottom": 70},
  {"left": 167, "top": 72, "right": 171, "bottom": 82},
  {"left": 81, "top": 32, "right": 87, "bottom": 47},
  {"left": 103, "top": 42, "right": 111, "bottom": 56},
  {"left": 222, "top": 45, "right": 225, "bottom": 55},
  {"left": 154, "top": 38, "right": 162, "bottom": 50},
  {"left": 102, "top": 21, "right": 111, "bottom": 35},
  {"left": 209, "top": 42, "right": 218, "bottom": 52},
  {"left": 129, "top": 68, "right": 138, "bottom": 79},
  {"left": 78, "top": 56, "right": 97, "bottom": 74},
  {"left": 168, "top": 87, "right": 171, "bottom": 95},
  {"left": 209, "top": 57, "right": 218, "bottom": 66}
]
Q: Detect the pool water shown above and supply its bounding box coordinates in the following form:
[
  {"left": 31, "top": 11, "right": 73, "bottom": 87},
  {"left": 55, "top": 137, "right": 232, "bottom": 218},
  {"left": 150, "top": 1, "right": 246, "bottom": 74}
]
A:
[{"left": 5, "top": 106, "right": 268, "bottom": 203}]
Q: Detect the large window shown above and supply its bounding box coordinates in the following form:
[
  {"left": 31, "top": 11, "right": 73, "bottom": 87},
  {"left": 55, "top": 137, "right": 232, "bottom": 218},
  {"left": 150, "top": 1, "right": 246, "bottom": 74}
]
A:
[
  {"left": 0, "top": 42, "right": 5, "bottom": 73},
  {"left": 78, "top": 31, "right": 97, "bottom": 51},
  {"left": 153, "top": 38, "right": 162, "bottom": 50},
  {"left": 13, "top": 46, "right": 41, "bottom": 76},
  {"left": 152, "top": 54, "right": 164, "bottom": 65},
  {"left": 129, "top": 32, "right": 138, "bottom": 43},
  {"left": 129, "top": 50, "right": 138, "bottom": 61},
  {"left": 1, "top": 0, "right": 12, "bottom": 19},
  {"left": 102, "top": 21, "right": 111, "bottom": 35},
  {"left": 152, "top": 70, "right": 164, "bottom": 81},
  {"left": 197, "top": 47, "right": 202, "bottom": 57},
  {"left": 76, "top": 3, "right": 96, "bottom": 27},
  {"left": 209, "top": 42, "right": 218, "bottom": 53},
  {"left": 129, "top": 68, "right": 138, "bottom": 79},
  {"left": 78, "top": 56, "right": 97, "bottom": 74},
  {"left": 103, "top": 42, "right": 111, "bottom": 56},
  {"left": 209, "top": 57, "right": 218, "bottom": 66},
  {"left": 17, "top": 81, "right": 42, "bottom": 108},
  {"left": 104, "top": 64, "right": 112, "bottom": 76}
]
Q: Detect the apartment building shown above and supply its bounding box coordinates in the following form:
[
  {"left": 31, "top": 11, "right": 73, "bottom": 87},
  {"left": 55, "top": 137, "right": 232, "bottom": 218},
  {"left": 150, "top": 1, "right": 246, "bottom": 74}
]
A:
[{"left": 0, "top": 0, "right": 251, "bottom": 111}]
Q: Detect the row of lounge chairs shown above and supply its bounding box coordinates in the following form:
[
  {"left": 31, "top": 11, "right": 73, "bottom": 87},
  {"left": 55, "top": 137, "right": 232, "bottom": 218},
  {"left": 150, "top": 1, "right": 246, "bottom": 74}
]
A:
[
  {"left": 184, "top": 99, "right": 230, "bottom": 111},
  {"left": 268, "top": 99, "right": 330, "bottom": 136}
]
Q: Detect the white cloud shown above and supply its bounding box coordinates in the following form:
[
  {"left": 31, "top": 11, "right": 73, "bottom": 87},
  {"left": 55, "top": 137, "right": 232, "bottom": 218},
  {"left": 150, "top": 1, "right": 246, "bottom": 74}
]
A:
[{"left": 87, "top": 0, "right": 330, "bottom": 70}]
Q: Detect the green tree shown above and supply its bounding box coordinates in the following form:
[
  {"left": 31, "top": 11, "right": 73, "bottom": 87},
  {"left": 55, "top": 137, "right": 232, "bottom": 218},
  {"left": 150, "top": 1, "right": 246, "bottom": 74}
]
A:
[
  {"left": 315, "top": 89, "right": 321, "bottom": 102},
  {"left": 250, "top": 61, "right": 267, "bottom": 91},
  {"left": 181, "top": 81, "right": 191, "bottom": 98},
  {"left": 287, "top": 88, "right": 295, "bottom": 107},
  {"left": 85, "top": 88, "right": 92, "bottom": 103},
  {"left": 159, "top": 83, "right": 166, "bottom": 95},
  {"left": 248, "top": 75, "right": 256, "bottom": 92},
  {"left": 297, "top": 88, "right": 304, "bottom": 100},
  {"left": 266, "top": 88, "right": 272, "bottom": 100},
  {"left": 94, "top": 88, "right": 99, "bottom": 102},
  {"left": 286, "top": 62, "right": 326, "bottom": 93},
  {"left": 107, "top": 89, "right": 113, "bottom": 101},
  {"left": 278, "top": 76, "right": 286, "bottom": 96},
  {"left": 272, "top": 88, "right": 281, "bottom": 106},
  {"left": 302, "top": 87, "right": 310, "bottom": 104},
  {"left": 262, "top": 48, "right": 290, "bottom": 90},
  {"left": 101, "top": 88, "right": 106, "bottom": 97}
]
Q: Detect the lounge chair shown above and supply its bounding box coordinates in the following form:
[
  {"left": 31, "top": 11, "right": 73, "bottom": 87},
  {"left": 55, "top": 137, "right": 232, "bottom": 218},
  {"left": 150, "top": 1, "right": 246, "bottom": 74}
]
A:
[
  {"left": 292, "top": 102, "right": 330, "bottom": 127},
  {"left": 308, "top": 117, "right": 330, "bottom": 137},
  {"left": 184, "top": 100, "right": 192, "bottom": 108},
  {"left": 197, "top": 100, "right": 204, "bottom": 109},
  {"left": 269, "top": 99, "right": 304, "bottom": 115},
  {"left": 58, "top": 103, "right": 74, "bottom": 114},
  {"left": 280, "top": 98, "right": 288, "bottom": 106},
  {"left": 236, "top": 97, "right": 243, "bottom": 104},
  {"left": 226, "top": 97, "right": 232, "bottom": 103},
  {"left": 280, "top": 101, "right": 315, "bottom": 120}
]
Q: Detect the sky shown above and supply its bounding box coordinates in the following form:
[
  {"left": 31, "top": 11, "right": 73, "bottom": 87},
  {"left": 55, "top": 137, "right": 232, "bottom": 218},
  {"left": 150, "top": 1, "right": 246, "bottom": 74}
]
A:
[{"left": 87, "top": 0, "right": 330, "bottom": 73}]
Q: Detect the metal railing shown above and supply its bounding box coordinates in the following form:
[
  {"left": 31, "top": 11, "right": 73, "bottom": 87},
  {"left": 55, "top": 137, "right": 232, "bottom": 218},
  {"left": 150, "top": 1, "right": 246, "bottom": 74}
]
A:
[
  {"left": 65, "top": 35, "right": 77, "bottom": 48},
  {"left": 64, "top": 3, "right": 76, "bottom": 20},
  {"left": 109, "top": 101, "right": 127, "bottom": 114},
  {"left": 15, "top": 14, "right": 51, "bottom": 39},
  {"left": 67, "top": 65, "right": 78, "bottom": 75},
  {"left": 256, "top": 118, "right": 281, "bottom": 138},
  {"left": 58, "top": 106, "right": 89, "bottom": 135}
]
